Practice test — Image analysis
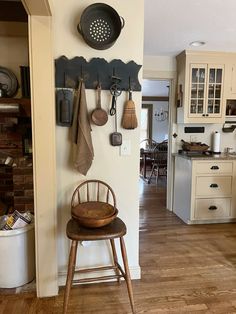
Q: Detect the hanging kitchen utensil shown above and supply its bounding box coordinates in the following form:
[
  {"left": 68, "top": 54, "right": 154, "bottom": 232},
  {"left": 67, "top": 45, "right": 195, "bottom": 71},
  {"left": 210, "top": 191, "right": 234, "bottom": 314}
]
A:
[
  {"left": 110, "top": 112, "right": 122, "bottom": 146},
  {"left": 109, "top": 81, "right": 122, "bottom": 116},
  {"left": 77, "top": 3, "right": 125, "bottom": 50},
  {"left": 91, "top": 84, "right": 108, "bottom": 126},
  {"left": 122, "top": 83, "right": 138, "bottom": 129},
  {"left": 109, "top": 81, "right": 122, "bottom": 146}
]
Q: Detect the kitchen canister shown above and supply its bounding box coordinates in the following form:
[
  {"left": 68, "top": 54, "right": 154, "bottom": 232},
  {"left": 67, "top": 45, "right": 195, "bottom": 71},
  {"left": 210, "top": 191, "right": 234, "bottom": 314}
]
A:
[{"left": 212, "top": 131, "right": 221, "bottom": 154}]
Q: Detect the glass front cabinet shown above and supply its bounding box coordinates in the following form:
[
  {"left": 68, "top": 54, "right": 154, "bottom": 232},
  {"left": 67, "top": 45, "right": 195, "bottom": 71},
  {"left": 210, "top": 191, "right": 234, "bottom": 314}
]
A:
[
  {"left": 176, "top": 51, "right": 226, "bottom": 124},
  {"left": 189, "top": 64, "right": 224, "bottom": 119}
]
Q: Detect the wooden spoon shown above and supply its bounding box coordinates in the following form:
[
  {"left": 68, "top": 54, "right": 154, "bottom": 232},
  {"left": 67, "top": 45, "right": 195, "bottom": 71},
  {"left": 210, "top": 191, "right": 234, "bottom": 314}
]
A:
[{"left": 91, "top": 84, "right": 108, "bottom": 126}]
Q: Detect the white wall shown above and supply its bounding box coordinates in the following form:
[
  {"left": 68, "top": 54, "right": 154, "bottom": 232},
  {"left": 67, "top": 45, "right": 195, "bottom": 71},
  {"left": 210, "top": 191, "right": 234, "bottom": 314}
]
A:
[
  {"left": 176, "top": 124, "right": 236, "bottom": 153},
  {"left": 51, "top": 0, "right": 144, "bottom": 280},
  {"left": 152, "top": 101, "right": 169, "bottom": 142},
  {"left": 142, "top": 100, "right": 169, "bottom": 142}
]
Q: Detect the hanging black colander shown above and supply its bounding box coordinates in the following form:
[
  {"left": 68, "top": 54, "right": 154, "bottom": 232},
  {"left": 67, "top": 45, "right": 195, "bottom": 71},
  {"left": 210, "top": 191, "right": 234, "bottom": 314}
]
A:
[{"left": 77, "top": 3, "right": 125, "bottom": 50}]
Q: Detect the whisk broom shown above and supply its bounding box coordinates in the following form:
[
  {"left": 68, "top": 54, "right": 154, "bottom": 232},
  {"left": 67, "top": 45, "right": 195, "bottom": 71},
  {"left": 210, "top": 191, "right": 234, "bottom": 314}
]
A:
[{"left": 122, "top": 87, "right": 138, "bottom": 129}]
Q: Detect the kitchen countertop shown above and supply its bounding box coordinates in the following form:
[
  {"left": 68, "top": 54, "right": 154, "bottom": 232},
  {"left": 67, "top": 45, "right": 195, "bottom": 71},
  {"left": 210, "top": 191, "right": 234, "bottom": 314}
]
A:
[{"left": 173, "top": 152, "right": 236, "bottom": 160}]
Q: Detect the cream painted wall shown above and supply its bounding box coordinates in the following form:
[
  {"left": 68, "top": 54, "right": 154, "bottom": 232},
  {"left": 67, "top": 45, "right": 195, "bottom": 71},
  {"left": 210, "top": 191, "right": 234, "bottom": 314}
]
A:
[
  {"left": 0, "top": 35, "right": 29, "bottom": 97},
  {"left": 143, "top": 55, "right": 176, "bottom": 76},
  {"left": 51, "top": 0, "right": 144, "bottom": 279}
]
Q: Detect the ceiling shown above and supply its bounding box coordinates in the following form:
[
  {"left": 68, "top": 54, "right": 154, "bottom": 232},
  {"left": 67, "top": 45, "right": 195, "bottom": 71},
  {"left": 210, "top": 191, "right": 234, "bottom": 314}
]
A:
[{"left": 144, "top": 0, "right": 236, "bottom": 57}]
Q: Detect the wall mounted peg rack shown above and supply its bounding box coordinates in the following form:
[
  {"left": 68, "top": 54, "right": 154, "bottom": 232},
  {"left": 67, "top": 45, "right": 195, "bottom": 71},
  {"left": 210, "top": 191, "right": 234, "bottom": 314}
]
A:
[{"left": 55, "top": 56, "right": 142, "bottom": 91}]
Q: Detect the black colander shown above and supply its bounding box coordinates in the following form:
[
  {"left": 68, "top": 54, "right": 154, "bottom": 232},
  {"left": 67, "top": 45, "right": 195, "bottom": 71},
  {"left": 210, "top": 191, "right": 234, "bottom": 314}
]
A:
[{"left": 77, "top": 3, "right": 125, "bottom": 50}]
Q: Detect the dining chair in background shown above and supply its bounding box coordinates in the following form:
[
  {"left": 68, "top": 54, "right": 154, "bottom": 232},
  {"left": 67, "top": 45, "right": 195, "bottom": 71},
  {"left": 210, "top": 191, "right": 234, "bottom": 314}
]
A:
[{"left": 147, "top": 140, "right": 168, "bottom": 184}]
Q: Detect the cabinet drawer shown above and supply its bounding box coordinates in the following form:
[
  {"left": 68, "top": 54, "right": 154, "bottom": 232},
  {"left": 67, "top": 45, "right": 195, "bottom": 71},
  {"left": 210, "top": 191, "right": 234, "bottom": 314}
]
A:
[
  {"left": 195, "top": 161, "right": 233, "bottom": 175},
  {"left": 194, "top": 198, "right": 231, "bottom": 220},
  {"left": 195, "top": 176, "right": 232, "bottom": 197}
]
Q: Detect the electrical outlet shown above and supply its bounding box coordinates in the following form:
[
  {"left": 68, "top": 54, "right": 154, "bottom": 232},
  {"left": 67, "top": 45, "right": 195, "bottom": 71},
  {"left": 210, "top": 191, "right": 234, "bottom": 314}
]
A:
[{"left": 120, "top": 140, "right": 131, "bottom": 156}]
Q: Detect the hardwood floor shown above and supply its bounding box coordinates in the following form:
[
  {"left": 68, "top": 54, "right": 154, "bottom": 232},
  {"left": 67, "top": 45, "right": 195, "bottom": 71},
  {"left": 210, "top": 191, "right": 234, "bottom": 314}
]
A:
[{"left": 1, "top": 179, "right": 236, "bottom": 313}]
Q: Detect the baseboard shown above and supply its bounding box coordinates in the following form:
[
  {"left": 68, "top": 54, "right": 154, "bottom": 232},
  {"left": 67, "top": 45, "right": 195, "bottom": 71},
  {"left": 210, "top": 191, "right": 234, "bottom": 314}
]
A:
[{"left": 58, "top": 265, "right": 141, "bottom": 286}]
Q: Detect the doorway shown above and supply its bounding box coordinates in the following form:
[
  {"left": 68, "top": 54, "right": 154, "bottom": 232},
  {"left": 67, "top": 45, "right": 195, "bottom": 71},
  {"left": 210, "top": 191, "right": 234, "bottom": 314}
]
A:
[
  {"left": 139, "top": 79, "right": 170, "bottom": 204},
  {"left": 21, "top": 0, "right": 58, "bottom": 297}
]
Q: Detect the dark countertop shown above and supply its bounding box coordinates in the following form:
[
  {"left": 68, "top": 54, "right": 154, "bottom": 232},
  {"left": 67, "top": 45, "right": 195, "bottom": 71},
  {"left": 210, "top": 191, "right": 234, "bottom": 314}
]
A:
[{"left": 172, "top": 153, "right": 236, "bottom": 160}]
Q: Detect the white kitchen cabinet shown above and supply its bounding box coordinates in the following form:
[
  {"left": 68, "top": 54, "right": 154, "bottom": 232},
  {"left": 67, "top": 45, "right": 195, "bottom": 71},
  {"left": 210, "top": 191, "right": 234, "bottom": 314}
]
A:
[
  {"left": 224, "top": 63, "right": 236, "bottom": 100},
  {"left": 173, "top": 156, "right": 236, "bottom": 224},
  {"left": 176, "top": 51, "right": 226, "bottom": 124},
  {"left": 230, "top": 64, "right": 236, "bottom": 96}
]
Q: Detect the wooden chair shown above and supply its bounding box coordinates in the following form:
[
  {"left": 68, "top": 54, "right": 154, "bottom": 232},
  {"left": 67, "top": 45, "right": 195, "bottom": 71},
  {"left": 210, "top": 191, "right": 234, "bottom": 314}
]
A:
[
  {"left": 148, "top": 140, "right": 168, "bottom": 184},
  {"left": 140, "top": 139, "right": 157, "bottom": 176},
  {"left": 140, "top": 138, "right": 157, "bottom": 150},
  {"left": 63, "top": 180, "right": 135, "bottom": 314}
]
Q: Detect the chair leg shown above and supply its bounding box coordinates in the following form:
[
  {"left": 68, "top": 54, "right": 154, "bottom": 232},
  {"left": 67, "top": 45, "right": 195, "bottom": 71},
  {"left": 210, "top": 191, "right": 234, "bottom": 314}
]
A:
[
  {"left": 155, "top": 167, "right": 159, "bottom": 184},
  {"left": 110, "top": 239, "right": 121, "bottom": 284},
  {"left": 120, "top": 237, "right": 135, "bottom": 314},
  {"left": 148, "top": 164, "right": 156, "bottom": 184},
  {"left": 63, "top": 240, "right": 78, "bottom": 314}
]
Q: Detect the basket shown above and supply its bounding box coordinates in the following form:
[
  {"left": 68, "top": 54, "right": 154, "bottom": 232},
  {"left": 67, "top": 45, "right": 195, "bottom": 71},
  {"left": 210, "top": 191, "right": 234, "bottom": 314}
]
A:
[{"left": 182, "top": 140, "right": 209, "bottom": 152}]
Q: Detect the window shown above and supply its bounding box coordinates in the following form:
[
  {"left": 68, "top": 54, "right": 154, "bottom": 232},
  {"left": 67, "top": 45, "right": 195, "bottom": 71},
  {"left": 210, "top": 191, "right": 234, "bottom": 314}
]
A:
[{"left": 140, "top": 104, "right": 153, "bottom": 148}]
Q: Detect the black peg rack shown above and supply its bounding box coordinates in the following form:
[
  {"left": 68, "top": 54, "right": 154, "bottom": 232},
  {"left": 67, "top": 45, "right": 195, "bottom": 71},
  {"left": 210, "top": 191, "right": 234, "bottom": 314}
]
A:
[{"left": 55, "top": 56, "right": 142, "bottom": 91}]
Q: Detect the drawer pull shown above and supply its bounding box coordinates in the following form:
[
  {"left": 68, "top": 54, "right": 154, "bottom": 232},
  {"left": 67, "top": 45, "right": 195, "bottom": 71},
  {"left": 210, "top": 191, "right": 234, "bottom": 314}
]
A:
[
  {"left": 208, "top": 206, "right": 217, "bottom": 210},
  {"left": 211, "top": 166, "right": 219, "bottom": 170},
  {"left": 210, "top": 183, "right": 218, "bottom": 188}
]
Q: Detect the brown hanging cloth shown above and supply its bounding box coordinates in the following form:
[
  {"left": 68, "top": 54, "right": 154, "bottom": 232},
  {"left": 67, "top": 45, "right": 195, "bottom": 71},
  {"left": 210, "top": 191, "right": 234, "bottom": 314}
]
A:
[{"left": 71, "top": 79, "right": 94, "bottom": 175}]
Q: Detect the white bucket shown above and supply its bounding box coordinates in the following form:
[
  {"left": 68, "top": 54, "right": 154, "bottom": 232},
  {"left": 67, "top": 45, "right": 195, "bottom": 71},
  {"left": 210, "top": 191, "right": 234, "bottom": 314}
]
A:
[{"left": 0, "top": 224, "right": 35, "bottom": 288}]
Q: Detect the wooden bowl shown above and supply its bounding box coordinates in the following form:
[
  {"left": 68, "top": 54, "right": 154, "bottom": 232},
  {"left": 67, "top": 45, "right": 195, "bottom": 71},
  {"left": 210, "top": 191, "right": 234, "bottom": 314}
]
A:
[
  {"left": 71, "top": 201, "right": 116, "bottom": 220},
  {"left": 72, "top": 208, "right": 118, "bottom": 228}
]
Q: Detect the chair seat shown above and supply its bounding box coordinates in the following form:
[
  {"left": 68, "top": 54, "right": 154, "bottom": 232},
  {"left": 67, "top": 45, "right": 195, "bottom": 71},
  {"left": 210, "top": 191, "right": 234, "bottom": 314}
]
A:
[{"left": 66, "top": 217, "right": 127, "bottom": 241}]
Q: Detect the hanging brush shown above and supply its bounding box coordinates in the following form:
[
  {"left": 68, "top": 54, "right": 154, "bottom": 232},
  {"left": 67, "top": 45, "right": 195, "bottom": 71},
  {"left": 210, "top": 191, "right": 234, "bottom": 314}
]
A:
[{"left": 121, "top": 79, "right": 138, "bottom": 129}]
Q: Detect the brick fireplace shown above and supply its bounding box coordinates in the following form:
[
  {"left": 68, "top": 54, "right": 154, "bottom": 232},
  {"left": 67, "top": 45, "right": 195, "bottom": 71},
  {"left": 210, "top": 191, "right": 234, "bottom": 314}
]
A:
[{"left": 0, "top": 116, "right": 33, "bottom": 213}]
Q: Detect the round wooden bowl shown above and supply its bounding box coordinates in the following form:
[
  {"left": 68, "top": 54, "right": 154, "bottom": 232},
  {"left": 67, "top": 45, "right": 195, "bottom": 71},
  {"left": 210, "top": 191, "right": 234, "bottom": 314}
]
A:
[
  {"left": 72, "top": 208, "right": 118, "bottom": 228},
  {"left": 71, "top": 201, "right": 116, "bottom": 220}
]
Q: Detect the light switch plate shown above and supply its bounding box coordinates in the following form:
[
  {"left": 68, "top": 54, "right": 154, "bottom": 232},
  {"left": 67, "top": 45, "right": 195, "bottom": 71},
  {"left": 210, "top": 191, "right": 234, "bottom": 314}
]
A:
[{"left": 120, "top": 140, "right": 131, "bottom": 156}]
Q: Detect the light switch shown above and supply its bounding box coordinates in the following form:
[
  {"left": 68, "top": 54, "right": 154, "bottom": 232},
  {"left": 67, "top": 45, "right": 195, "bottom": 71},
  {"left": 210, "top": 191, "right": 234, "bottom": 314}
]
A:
[{"left": 120, "top": 140, "right": 131, "bottom": 156}]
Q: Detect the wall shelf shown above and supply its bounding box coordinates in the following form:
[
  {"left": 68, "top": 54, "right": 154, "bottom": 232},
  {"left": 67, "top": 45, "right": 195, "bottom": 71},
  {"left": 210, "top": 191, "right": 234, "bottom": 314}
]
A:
[{"left": 0, "top": 98, "right": 31, "bottom": 117}]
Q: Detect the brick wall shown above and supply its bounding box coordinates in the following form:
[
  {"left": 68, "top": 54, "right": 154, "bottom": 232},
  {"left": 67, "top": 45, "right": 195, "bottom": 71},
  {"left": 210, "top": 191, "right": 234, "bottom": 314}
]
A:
[
  {"left": 13, "top": 165, "right": 34, "bottom": 213},
  {"left": 0, "top": 116, "right": 33, "bottom": 213},
  {"left": 0, "top": 117, "right": 23, "bottom": 157},
  {"left": 0, "top": 165, "right": 13, "bottom": 208}
]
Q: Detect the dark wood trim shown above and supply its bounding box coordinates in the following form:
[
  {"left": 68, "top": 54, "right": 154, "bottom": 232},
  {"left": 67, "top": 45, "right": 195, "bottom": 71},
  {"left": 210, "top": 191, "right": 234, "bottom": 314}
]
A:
[
  {"left": 142, "top": 96, "right": 169, "bottom": 102},
  {"left": 0, "top": 98, "right": 30, "bottom": 106},
  {"left": 0, "top": 98, "right": 31, "bottom": 117},
  {"left": 142, "top": 104, "right": 153, "bottom": 140}
]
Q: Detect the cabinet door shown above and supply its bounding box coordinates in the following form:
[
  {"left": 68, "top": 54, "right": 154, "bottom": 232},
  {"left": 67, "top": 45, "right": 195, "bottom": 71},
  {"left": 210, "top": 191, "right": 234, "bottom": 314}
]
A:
[
  {"left": 206, "top": 65, "right": 224, "bottom": 117},
  {"left": 188, "top": 64, "right": 207, "bottom": 118}
]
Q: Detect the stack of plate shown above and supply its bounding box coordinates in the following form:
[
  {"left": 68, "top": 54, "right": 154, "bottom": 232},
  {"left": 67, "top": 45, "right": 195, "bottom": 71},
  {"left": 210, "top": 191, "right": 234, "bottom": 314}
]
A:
[
  {"left": 0, "top": 67, "right": 18, "bottom": 97},
  {"left": 71, "top": 201, "right": 118, "bottom": 228}
]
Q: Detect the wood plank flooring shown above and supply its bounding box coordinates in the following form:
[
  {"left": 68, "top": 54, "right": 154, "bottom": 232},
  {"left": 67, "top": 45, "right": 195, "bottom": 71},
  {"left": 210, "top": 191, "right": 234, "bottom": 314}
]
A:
[{"left": 1, "top": 178, "right": 236, "bottom": 313}]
